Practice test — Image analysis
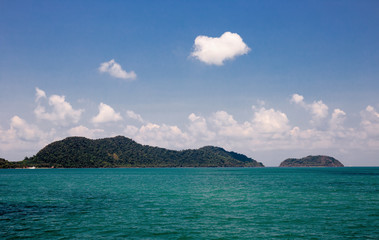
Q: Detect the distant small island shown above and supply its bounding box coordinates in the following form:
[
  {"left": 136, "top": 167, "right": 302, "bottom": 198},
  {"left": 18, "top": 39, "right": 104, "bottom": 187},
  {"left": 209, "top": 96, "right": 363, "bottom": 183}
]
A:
[
  {"left": 0, "top": 136, "right": 264, "bottom": 168},
  {"left": 279, "top": 155, "right": 344, "bottom": 167}
]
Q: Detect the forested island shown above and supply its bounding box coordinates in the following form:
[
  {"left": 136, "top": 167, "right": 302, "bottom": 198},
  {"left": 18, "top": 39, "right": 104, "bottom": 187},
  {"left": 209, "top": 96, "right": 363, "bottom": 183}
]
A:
[
  {"left": 1, "top": 137, "right": 346, "bottom": 169},
  {"left": 0, "top": 136, "right": 264, "bottom": 168},
  {"left": 279, "top": 155, "right": 344, "bottom": 167}
]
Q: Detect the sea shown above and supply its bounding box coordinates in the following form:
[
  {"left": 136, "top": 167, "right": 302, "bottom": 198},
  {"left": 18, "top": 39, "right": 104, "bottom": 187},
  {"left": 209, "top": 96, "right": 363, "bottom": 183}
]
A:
[{"left": 1, "top": 167, "right": 378, "bottom": 239}]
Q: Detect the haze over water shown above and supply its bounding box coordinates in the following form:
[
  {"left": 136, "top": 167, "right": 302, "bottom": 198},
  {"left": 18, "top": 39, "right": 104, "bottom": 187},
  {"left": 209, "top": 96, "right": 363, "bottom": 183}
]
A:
[{"left": 1, "top": 167, "right": 378, "bottom": 239}]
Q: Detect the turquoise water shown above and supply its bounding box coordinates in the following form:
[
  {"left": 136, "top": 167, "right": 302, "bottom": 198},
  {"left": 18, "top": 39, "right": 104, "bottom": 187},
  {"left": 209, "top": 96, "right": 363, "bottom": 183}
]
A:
[{"left": 1, "top": 167, "right": 378, "bottom": 239}]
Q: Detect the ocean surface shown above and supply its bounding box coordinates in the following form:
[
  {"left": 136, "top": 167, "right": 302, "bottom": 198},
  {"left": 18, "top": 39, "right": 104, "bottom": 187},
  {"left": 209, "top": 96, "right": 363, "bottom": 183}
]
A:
[{"left": 1, "top": 167, "right": 378, "bottom": 239}]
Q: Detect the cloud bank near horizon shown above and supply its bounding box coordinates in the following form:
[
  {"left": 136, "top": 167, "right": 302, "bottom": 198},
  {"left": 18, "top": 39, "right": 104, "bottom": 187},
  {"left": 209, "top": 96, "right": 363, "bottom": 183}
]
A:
[{"left": 0, "top": 88, "right": 378, "bottom": 165}]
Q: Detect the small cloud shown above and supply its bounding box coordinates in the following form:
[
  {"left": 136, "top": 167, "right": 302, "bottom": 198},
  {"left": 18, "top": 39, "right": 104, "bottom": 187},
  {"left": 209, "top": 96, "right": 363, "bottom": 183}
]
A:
[
  {"left": 291, "top": 93, "right": 329, "bottom": 120},
  {"left": 34, "top": 89, "right": 83, "bottom": 125},
  {"left": 126, "top": 110, "right": 144, "bottom": 123},
  {"left": 365, "top": 105, "right": 379, "bottom": 118},
  {"left": 191, "top": 32, "right": 250, "bottom": 65},
  {"left": 35, "top": 87, "right": 46, "bottom": 102},
  {"left": 252, "top": 100, "right": 266, "bottom": 111},
  {"left": 99, "top": 59, "right": 136, "bottom": 80},
  {"left": 290, "top": 93, "right": 304, "bottom": 105},
  {"left": 92, "top": 103, "right": 123, "bottom": 124}
]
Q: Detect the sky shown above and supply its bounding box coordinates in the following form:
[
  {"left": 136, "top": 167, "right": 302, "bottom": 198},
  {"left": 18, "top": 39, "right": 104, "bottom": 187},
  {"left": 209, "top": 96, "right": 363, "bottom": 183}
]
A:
[{"left": 1, "top": 0, "right": 379, "bottom": 166}]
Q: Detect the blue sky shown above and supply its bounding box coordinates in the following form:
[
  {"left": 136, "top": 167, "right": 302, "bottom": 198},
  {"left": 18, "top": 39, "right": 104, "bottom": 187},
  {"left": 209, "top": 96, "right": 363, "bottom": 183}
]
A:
[{"left": 1, "top": 0, "right": 379, "bottom": 166}]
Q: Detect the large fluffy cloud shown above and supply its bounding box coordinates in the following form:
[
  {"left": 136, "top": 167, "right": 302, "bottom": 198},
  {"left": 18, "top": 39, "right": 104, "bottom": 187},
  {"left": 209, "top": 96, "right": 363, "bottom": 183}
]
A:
[
  {"left": 34, "top": 89, "right": 83, "bottom": 125},
  {"left": 99, "top": 59, "right": 137, "bottom": 80},
  {"left": 92, "top": 103, "right": 123, "bottom": 124},
  {"left": 191, "top": 32, "right": 250, "bottom": 65}
]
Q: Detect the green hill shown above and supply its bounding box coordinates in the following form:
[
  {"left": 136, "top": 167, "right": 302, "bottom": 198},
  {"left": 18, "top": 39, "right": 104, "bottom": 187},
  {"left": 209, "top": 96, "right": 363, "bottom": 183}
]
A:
[
  {"left": 279, "top": 155, "right": 344, "bottom": 167},
  {"left": 18, "top": 136, "right": 264, "bottom": 168}
]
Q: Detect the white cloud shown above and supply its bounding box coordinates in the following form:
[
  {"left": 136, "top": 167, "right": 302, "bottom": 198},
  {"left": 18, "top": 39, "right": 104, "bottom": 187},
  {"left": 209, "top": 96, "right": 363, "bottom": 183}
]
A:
[
  {"left": 290, "top": 93, "right": 304, "bottom": 105},
  {"left": 124, "top": 122, "right": 189, "bottom": 149},
  {"left": 99, "top": 59, "right": 137, "bottom": 80},
  {"left": 187, "top": 113, "right": 216, "bottom": 141},
  {"left": 68, "top": 125, "right": 104, "bottom": 139},
  {"left": 120, "top": 104, "right": 356, "bottom": 156},
  {"left": 310, "top": 100, "right": 329, "bottom": 119},
  {"left": 9, "top": 116, "right": 46, "bottom": 141},
  {"left": 34, "top": 89, "right": 83, "bottom": 125},
  {"left": 92, "top": 103, "right": 123, "bottom": 124},
  {"left": 291, "top": 93, "right": 329, "bottom": 121},
  {"left": 252, "top": 107, "right": 290, "bottom": 133},
  {"left": 365, "top": 105, "right": 379, "bottom": 118},
  {"left": 361, "top": 105, "right": 379, "bottom": 136},
  {"left": 35, "top": 87, "right": 46, "bottom": 101},
  {"left": 211, "top": 111, "right": 237, "bottom": 127},
  {"left": 329, "top": 109, "right": 346, "bottom": 130},
  {"left": 360, "top": 104, "right": 379, "bottom": 146},
  {"left": 0, "top": 116, "right": 53, "bottom": 160},
  {"left": 126, "top": 110, "right": 144, "bottom": 123},
  {"left": 122, "top": 107, "right": 294, "bottom": 153},
  {"left": 209, "top": 111, "right": 252, "bottom": 138},
  {"left": 124, "top": 125, "right": 139, "bottom": 136},
  {"left": 191, "top": 32, "right": 250, "bottom": 65}
]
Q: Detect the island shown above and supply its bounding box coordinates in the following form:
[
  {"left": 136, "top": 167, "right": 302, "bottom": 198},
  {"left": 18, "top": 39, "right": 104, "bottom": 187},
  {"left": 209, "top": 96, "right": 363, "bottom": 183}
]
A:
[
  {"left": 1, "top": 136, "right": 264, "bottom": 168},
  {"left": 279, "top": 155, "right": 344, "bottom": 167}
]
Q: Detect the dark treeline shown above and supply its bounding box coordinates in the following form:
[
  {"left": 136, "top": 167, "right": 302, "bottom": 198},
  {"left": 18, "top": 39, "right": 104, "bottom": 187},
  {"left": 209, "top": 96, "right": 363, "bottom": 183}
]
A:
[{"left": 1, "top": 136, "right": 264, "bottom": 168}]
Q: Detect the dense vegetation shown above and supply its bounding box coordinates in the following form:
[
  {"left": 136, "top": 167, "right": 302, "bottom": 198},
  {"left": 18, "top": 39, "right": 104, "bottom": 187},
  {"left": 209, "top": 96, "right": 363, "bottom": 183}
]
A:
[
  {"left": 9, "top": 136, "right": 263, "bottom": 168},
  {"left": 279, "top": 155, "right": 344, "bottom": 167},
  {"left": 0, "top": 158, "right": 29, "bottom": 168},
  {"left": 1, "top": 158, "right": 14, "bottom": 168}
]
